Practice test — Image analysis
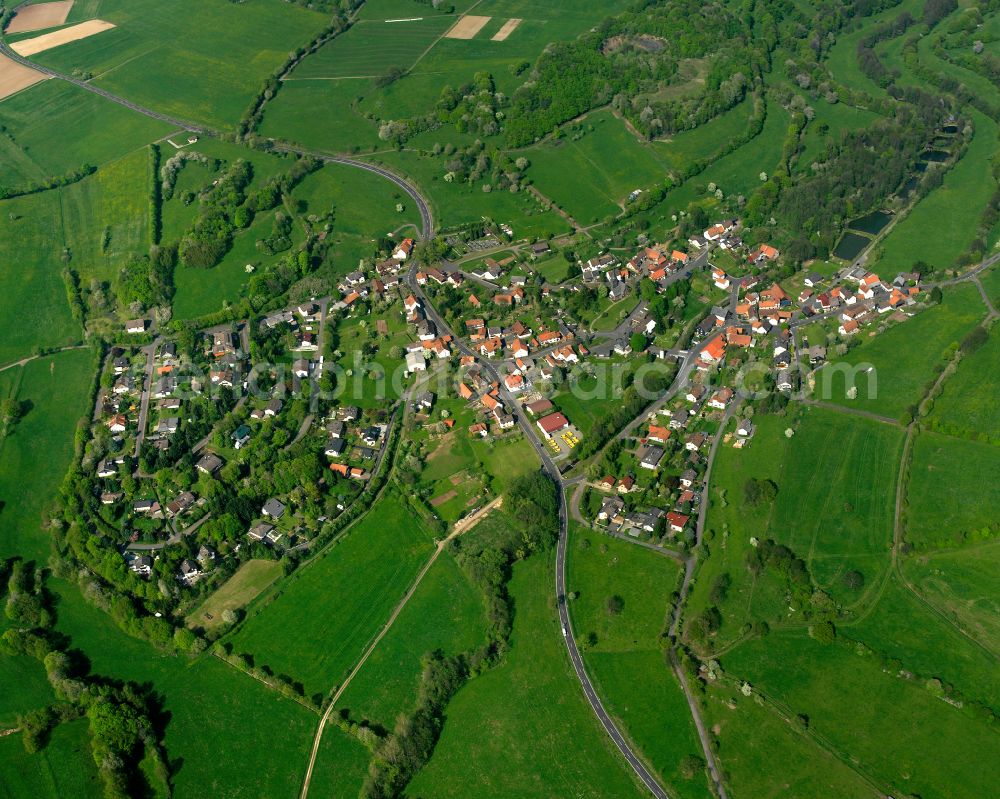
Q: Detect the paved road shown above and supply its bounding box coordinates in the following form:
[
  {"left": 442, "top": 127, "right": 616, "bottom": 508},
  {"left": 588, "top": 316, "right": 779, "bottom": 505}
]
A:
[
  {"left": 0, "top": 38, "right": 435, "bottom": 241},
  {"left": 407, "top": 263, "right": 673, "bottom": 799},
  {"left": 125, "top": 512, "right": 212, "bottom": 552},
  {"left": 133, "top": 338, "right": 160, "bottom": 463}
]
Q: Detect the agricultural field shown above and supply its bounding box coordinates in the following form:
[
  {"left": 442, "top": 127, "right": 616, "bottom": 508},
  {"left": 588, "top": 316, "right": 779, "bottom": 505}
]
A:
[
  {"left": 227, "top": 491, "right": 437, "bottom": 699},
  {"left": 0, "top": 348, "right": 95, "bottom": 564},
  {"left": 566, "top": 526, "right": 710, "bottom": 799},
  {"left": 49, "top": 577, "right": 319, "bottom": 799},
  {"left": 406, "top": 552, "right": 649, "bottom": 799},
  {"left": 723, "top": 631, "right": 1000, "bottom": 799},
  {"left": 290, "top": 16, "right": 454, "bottom": 80},
  {"left": 0, "top": 79, "right": 171, "bottom": 190},
  {"left": 31, "top": 0, "right": 329, "bottom": 130},
  {"left": 0, "top": 718, "right": 103, "bottom": 799},
  {"left": 927, "top": 327, "right": 1000, "bottom": 442},
  {"left": 186, "top": 558, "right": 283, "bottom": 632},
  {"left": 813, "top": 282, "right": 985, "bottom": 420},
  {"left": 333, "top": 552, "right": 487, "bottom": 729},
  {"left": 876, "top": 111, "right": 999, "bottom": 273},
  {"left": 905, "top": 432, "right": 1000, "bottom": 551}
]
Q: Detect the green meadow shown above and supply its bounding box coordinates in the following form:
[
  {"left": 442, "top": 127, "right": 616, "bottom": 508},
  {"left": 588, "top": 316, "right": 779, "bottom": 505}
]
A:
[
  {"left": 0, "top": 80, "right": 171, "bottom": 190},
  {"left": 723, "top": 631, "right": 1000, "bottom": 799},
  {"left": 362, "top": 149, "right": 569, "bottom": 235},
  {"left": 50, "top": 577, "right": 319, "bottom": 799},
  {"left": 877, "top": 111, "right": 999, "bottom": 273},
  {"left": 524, "top": 110, "right": 673, "bottom": 223},
  {"left": 0, "top": 349, "right": 95, "bottom": 564},
  {"left": 33, "top": 0, "right": 328, "bottom": 130},
  {"left": 334, "top": 552, "right": 487, "bottom": 729},
  {"left": 798, "top": 100, "right": 881, "bottom": 169},
  {"left": 904, "top": 540, "right": 1000, "bottom": 657},
  {"left": 814, "top": 282, "right": 985, "bottom": 419},
  {"left": 927, "top": 328, "right": 1000, "bottom": 442},
  {"left": 566, "top": 526, "right": 709, "bottom": 799},
  {"left": 0, "top": 718, "right": 102, "bottom": 799},
  {"left": 291, "top": 16, "right": 453, "bottom": 80},
  {"left": 227, "top": 491, "right": 437, "bottom": 699},
  {"left": 905, "top": 431, "right": 1000, "bottom": 550},
  {"left": 306, "top": 724, "right": 372, "bottom": 799},
  {"left": 406, "top": 552, "right": 648, "bottom": 798},
  {"left": 703, "top": 680, "right": 880, "bottom": 799}
]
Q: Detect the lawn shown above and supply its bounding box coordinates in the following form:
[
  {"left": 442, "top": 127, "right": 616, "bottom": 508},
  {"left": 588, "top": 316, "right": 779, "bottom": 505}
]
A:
[
  {"left": 0, "top": 651, "right": 53, "bottom": 728},
  {"left": 0, "top": 718, "right": 102, "bottom": 799},
  {"left": 813, "top": 282, "right": 985, "bottom": 419},
  {"left": 332, "top": 311, "right": 411, "bottom": 407},
  {"left": 903, "top": 540, "right": 1000, "bottom": 660},
  {"left": 566, "top": 526, "right": 709, "bottom": 799},
  {"left": 876, "top": 110, "right": 999, "bottom": 273},
  {"left": 227, "top": 491, "right": 437, "bottom": 699},
  {"left": 0, "top": 349, "right": 95, "bottom": 564},
  {"left": 49, "top": 577, "right": 319, "bottom": 799},
  {"left": 702, "top": 681, "right": 880, "bottom": 799},
  {"left": 406, "top": 552, "right": 649, "bottom": 798},
  {"left": 186, "top": 558, "right": 283, "bottom": 632},
  {"left": 927, "top": 327, "right": 1000, "bottom": 442},
  {"left": 32, "top": 0, "right": 329, "bottom": 131},
  {"left": 905, "top": 431, "right": 1000, "bottom": 550},
  {"left": 334, "top": 551, "right": 487, "bottom": 728},
  {"left": 0, "top": 79, "right": 171, "bottom": 190},
  {"left": 723, "top": 631, "right": 1000, "bottom": 799},
  {"left": 652, "top": 97, "right": 757, "bottom": 171}
]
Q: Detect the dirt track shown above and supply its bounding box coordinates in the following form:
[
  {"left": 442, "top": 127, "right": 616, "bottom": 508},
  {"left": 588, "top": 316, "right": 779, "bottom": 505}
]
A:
[
  {"left": 5, "top": 0, "right": 73, "bottom": 34},
  {"left": 0, "top": 53, "right": 47, "bottom": 100},
  {"left": 11, "top": 19, "right": 115, "bottom": 57}
]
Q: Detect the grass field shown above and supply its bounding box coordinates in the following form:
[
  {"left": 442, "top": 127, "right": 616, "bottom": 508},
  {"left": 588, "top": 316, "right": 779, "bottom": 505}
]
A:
[
  {"left": 32, "top": 0, "right": 328, "bottom": 130},
  {"left": 846, "top": 573, "right": 1000, "bottom": 709},
  {"left": 0, "top": 79, "right": 171, "bottom": 190},
  {"left": 766, "top": 407, "right": 903, "bottom": 605},
  {"left": 406, "top": 551, "right": 648, "bottom": 798},
  {"left": 0, "top": 349, "right": 94, "bottom": 564},
  {"left": 305, "top": 724, "right": 372, "bottom": 799},
  {"left": 653, "top": 97, "right": 757, "bottom": 170},
  {"left": 186, "top": 559, "right": 283, "bottom": 631},
  {"left": 227, "top": 491, "right": 437, "bottom": 699},
  {"left": 703, "top": 681, "right": 881, "bottom": 799},
  {"left": 362, "top": 148, "right": 570, "bottom": 235},
  {"left": 566, "top": 526, "right": 709, "bottom": 799},
  {"left": 798, "top": 100, "right": 880, "bottom": 169},
  {"left": 904, "top": 540, "right": 1000, "bottom": 659},
  {"left": 0, "top": 718, "right": 102, "bottom": 799},
  {"left": 291, "top": 16, "right": 453, "bottom": 80},
  {"left": 905, "top": 431, "right": 1000, "bottom": 550},
  {"left": 0, "top": 651, "right": 53, "bottom": 728},
  {"left": 813, "top": 283, "right": 985, "bottom": 419},
  {"left": 524, "top": 111, "right": 674, "bottom": 223},
  {"left": 334, "top": 552, "right": 487, "bottom": 729},
  {"left": 877, "top": 110, "right": 998, "bottom": 273},
  {"left": 927, "top": 328, "right": 1000, "bottom": 441},
  {"left": 50, "top": 577, "right": 319, "bottom": 799},
  {"left": 258, "top": 78, "right": 383, "bottom": 154},
  {"left": 723, "top": 631, "right": 1000, "bottom": 799}
]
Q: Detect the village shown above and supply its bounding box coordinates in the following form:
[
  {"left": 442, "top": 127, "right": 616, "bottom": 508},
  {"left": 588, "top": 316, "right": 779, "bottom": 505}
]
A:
[{"left": 81, "top": 210, "right": 930, "bottom": 604}]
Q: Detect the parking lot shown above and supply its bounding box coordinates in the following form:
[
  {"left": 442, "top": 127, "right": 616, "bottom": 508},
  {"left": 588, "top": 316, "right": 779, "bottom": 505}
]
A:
[{"left": 544, "top": 425, "right": 582, "bottom": 459}]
